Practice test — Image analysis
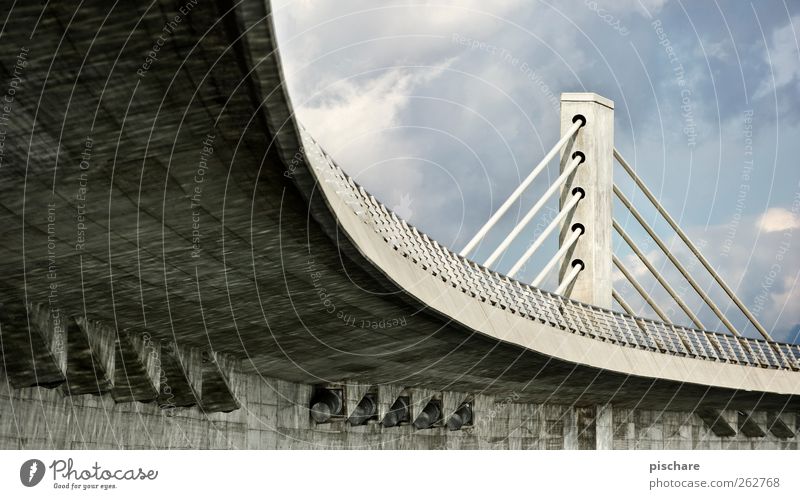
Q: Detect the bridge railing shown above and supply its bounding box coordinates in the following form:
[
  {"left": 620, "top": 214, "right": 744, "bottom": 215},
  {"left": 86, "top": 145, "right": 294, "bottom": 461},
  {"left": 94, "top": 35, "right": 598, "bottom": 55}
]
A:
[{"left": 298, "top": 126, "right": 800, "bottom": 372}]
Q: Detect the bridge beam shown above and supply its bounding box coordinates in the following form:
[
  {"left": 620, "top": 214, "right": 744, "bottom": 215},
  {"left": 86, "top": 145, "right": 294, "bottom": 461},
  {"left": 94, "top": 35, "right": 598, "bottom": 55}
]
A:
[
  {"left": 696, "top": 408, "right": 737, "bottom": 437},
  {"left": 158, "top": 342, "right": 203, "bottom": 409},
  {"left": 737, "top": 411, "right": 766, "bottom": 438},
  {"left": 559, "top": 93, "right": 614, "bottom": 308},
  {"left": 66, "top": 317, "right": 116, "bottom": 396},
  {"left": 0, "top": 303, "right": 67, "bottom": 388},
  {"left": 112, "top": 330, "right": 161, "bottom": 403},
  {"left": 766, "top": 412, "right": 795, "bottom": 439},
  {"left": 200, "top": 351, "right": 242, "bottom": 413},
  {"left": 377, "top": 384, "right": 406, "bottom": 422}
]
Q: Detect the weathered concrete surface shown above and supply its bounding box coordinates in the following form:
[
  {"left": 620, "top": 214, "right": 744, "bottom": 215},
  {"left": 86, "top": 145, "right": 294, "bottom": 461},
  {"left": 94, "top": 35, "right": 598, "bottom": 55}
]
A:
[
  {"left": 1, "top": 369, "right": 797, "bottom": 450},
  {"left": 0, "top": 303, "right": 66, "bottom": 388},
  {"left": 67, "top": 317, "right": 116, "bottom": 396},
  {"left": 1, "top": 0, "right": 800, "bottom": 451},
  {"left": 696, "top": 409, "right": 737, "bottom": 437},
  {"left": 158, "top": 342, "right": 203, "bottom": 408},
  {"left": 559, "top": 93, "right": 614, "bottom": 308},
  {"left": 112, "top": 329, "right": 161, "bottom": 403},
  {"left": 200, "top": 352, "right": 242, "bottom": 413},
  {"left": 2, "top": 0, "right": 621, "bottom": 406}
]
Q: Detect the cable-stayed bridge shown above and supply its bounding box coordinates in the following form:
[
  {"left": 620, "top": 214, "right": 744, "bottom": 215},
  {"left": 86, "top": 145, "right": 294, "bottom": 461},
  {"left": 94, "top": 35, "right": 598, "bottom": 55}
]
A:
[{"left": 0, "top": 0, "right": 798, "bottom": 449}]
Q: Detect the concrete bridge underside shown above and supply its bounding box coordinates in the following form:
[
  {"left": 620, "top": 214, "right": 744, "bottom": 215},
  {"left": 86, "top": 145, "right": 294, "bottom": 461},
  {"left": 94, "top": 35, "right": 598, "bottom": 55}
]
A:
[{"left": 0, "top": 1, "right": 799, "bottom": 449}]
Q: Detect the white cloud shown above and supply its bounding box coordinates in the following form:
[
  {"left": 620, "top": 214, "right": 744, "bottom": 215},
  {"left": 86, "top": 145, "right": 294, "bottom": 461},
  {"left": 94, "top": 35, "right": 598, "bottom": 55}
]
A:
[
  {"left": 754, "top": 16, "right": 800, "bottom": 99},
  {"left": 594, "top": 0, "right": 668, "bottom": 18},
  {"left": 757, "top": 207, "right": 800, "bottom": 233},
  {"left": 676, "top": 216, "right": 800, "bottom": 339},
  {"left": 639, "top": 0, "right": 668, "bottom": 15},
  {"left": 297, "top": 68, "right": 428, "bottom": 151},
  {"left": 695, "top": 38, "right": 730, "bottom": 62},
  {"left": 276, "top": 0, "right": 526, "bottom": 34},
  {"left": 293, "top": 65, "right": 453, "bottom": 226},
  {"left": 612, "top": 250, "right": 662, "bottom": 284}
]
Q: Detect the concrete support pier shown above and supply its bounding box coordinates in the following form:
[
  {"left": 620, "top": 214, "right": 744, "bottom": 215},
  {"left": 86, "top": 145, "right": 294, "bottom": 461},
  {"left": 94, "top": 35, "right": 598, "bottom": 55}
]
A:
[
  {"left": 1, "top": 368, "right": 797, "bottom": 450},
  {"left": 559, "top": 93, "right": 615, "bottom": 308}
]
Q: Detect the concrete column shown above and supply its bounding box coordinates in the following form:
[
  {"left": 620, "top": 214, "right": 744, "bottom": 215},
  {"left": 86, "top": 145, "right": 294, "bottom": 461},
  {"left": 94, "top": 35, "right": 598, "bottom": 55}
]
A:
[
  {"left": 559, "top": 93, "right": 614, "bottom": 308},
  {"left": 595, "top": 403, "right": 614, "bottom": 449},
  {"left": 563, "top": 407, "right": 578, "bottom": 449}
]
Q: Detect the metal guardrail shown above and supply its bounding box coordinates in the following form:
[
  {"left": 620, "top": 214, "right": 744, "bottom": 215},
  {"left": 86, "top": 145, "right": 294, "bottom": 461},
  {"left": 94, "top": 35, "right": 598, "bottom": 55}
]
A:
[{"left": 298, "top": 127, "right": 800, "bottom": 372}]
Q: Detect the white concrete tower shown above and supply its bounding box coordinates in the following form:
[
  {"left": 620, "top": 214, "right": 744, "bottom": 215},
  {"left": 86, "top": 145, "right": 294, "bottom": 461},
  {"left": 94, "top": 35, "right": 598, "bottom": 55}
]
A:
[{"left": 558, "top": 93, "right": 614, "bottom": 308}]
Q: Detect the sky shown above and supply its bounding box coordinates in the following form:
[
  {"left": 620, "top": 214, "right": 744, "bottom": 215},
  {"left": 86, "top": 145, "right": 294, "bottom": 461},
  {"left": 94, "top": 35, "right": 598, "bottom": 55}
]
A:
[{"left": 272, "top": 0, "right": 800, "bottom": 342}]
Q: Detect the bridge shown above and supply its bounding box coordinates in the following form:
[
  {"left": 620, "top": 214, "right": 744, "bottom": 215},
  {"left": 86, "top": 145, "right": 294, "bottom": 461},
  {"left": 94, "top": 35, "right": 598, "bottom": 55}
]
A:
[{"left": 0, "top": 1, "right": 798, "bottom": 449}]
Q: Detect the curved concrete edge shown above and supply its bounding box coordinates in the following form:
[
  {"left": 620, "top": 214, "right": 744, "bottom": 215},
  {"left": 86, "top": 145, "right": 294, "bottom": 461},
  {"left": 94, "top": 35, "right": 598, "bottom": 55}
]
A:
[
  {"left": 298, "top": 132, "right": 800, "bottom": 398},
  {"left": 236, "top": 3, "right": 409, "bottom": 300},
  {"left": 251, "top": 2, "right": 800, "bottom": 399}
]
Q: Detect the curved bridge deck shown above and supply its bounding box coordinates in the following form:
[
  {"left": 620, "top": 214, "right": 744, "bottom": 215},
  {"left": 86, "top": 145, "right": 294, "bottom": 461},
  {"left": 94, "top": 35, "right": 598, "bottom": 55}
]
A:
[{"left": 302, "top": 128, "right": 799, "bottom": 373}]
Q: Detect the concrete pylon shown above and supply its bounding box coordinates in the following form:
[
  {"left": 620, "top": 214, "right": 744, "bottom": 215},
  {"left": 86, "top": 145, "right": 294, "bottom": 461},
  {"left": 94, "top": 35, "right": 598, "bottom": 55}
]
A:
[{"left": 559, "top": 93, "right": 614, "bottom": 308}]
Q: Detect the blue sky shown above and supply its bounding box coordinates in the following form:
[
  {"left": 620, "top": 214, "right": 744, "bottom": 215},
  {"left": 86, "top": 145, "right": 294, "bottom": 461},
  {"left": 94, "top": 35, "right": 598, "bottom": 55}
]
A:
[{"left": 273, "top": 0, "right": 800, "bottom": 342}]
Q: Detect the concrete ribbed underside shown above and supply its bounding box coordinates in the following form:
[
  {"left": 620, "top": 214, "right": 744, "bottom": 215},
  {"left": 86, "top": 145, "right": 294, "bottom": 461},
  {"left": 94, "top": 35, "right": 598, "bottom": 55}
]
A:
[{"left": 0, "top": 0, "right": 797, "bottom": 412}]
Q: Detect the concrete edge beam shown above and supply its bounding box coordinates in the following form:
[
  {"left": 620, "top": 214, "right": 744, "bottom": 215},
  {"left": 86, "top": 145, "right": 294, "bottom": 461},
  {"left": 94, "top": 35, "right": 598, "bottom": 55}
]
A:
[
  {"left": 766, "top": 412, "right": 794, "bottom": 439},
  {"left": 66, "top": 316, "right": 116, "bottom": 395},
  {"left": 377, "top": 384, "right": 405, "bottom": 421},
  {"left": 200, "top": 351, "right": 242, "bottom": 413},
  {"left": 737, "top": 411, "right": 767, "bottom": 438},
  {"left": 441, "top": 391, "right": 465, "bottom": 421},
  {"left": 28, "top": 302, "right": 68, "bottom": 380},
  {"left": 344, "top": 380, "right": 373, "bottom": 420},
  {"left": 409, "top": 387, "right": 437, "bottom": 422},
  {"left": 696, "top": 408, "right": 737, "bottom": 437},
  {"left": 158, "top": 342, "right": 203, "bottom": 409},
  {"left": 0, "top": 302, "right": 67, "bottom": 388},
  {"left": 111, "top": 329, "right": 161, "bottom": 403}
]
